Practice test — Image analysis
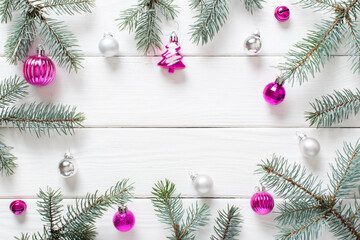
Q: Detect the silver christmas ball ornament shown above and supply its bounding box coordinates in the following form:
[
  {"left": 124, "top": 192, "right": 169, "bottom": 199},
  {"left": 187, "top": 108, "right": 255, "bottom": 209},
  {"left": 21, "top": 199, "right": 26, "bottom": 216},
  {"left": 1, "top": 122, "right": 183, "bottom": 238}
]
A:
[
  {"left": 297, "top": 132, "right": 320, "bottom": 158},
  {"left": 244, "top": 32, "right": 262, "bottom": 55},
  {"left": 59, "top": 153, "right": 77, "bottom": 178},
  {"left": 190, "top": 172, "right": 213, "bottom": 194},
  {"left": 99, "top": 33, "right": 119, "bottom": 57}
]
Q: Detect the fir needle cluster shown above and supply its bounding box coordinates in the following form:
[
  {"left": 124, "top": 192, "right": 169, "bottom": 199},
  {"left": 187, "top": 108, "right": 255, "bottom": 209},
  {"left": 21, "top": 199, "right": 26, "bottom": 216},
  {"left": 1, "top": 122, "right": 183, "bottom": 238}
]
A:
[
  {"left": 152, "top": 179, "right": 243, "bottom": 240},
  {"left": 256, "top": 140, "right": 360, "bottom": 240},
  {"left": 15, "top": 179, "right": 134, "bottom": 240},
  {"left": 0, "top": 0, "right": 95, "bottom": 72},
  {"left": 0, "top": 75, "right": 84, "bottom": 176}
]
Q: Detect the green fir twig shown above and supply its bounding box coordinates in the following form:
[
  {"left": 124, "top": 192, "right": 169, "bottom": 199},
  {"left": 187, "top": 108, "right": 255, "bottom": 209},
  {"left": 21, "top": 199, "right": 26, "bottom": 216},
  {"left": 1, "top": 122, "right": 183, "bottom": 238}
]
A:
[
  {"left": 256, "top": 140, "right": 360, "bottom": 239},
  {"left": 15, "top": 180, "right": 134, "bottom": 240},
  {"left": 210, "top": 205, "right": 242, "bottom": 240},
  {"left": 306, "top": 88, "right": 360, "bottom": 127},
  {"left": 117, "top": 0, "right": 179, "bottom": 55}
]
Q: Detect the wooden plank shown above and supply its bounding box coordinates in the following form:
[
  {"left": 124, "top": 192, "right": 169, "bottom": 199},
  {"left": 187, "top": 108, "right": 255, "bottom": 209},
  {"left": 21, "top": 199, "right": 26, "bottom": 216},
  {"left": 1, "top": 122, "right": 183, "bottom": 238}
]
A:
[
  {"left": 1, "top": 199, "right": 335, "bottom": 240},
  {"left": 0, "top": 56, "right": 358, "bottom": 128},
  {"left": 0, "top": 128, "right": 358, "bottom": 198},
  {"left": 0, "top": 0, "right": 341, "bottom": 56}
]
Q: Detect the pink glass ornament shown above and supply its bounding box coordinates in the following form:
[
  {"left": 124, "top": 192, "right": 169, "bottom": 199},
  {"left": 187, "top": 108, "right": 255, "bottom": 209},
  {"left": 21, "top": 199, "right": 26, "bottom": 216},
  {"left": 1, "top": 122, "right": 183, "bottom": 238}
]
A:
[
  {"left": 263, "top": 78, "right": 286, "bottom": 105},
  {"left": 10, "top": 200, "right": 27, "bottom": 215},
  {"left": 274, "top": 6, "right": 290, "bottom": 22},
  {"left": 251, "top": 190, "right": 274, "bottom": 215},
  {"left": 113, "top": 206, "right": 135, "bottom": 232},
  {"left": 22, "top": 47, "right": 56, "bottom": 86},
  {"left": 158, "top": 32, "right": 186, "bottom": 73}
]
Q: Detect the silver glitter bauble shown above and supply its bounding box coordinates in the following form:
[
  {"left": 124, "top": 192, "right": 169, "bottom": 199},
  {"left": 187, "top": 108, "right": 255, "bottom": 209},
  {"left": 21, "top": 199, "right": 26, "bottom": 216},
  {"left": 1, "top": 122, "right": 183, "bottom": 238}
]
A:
[
  {"left": 59, "top": 153, "right": 76, "bottom": 178},
  {"left": 244, "top": 32, "right": 262, "bottom": 55},
  {"left": 190, "top": 173, "right": 213, "bottom": 194},
  {"left": 297, "top": 133, "right": 320, "bottom": 158},
  {"left": 99, "top": 33, "right": 119, "bottom": 57}
]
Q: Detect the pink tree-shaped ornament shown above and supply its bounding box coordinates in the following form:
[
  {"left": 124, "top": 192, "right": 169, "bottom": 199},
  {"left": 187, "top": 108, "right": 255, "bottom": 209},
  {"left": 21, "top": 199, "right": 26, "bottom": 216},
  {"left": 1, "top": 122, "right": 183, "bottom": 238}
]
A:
[{"left": 158, "top": 32, "right": 186, "bottom": 73}]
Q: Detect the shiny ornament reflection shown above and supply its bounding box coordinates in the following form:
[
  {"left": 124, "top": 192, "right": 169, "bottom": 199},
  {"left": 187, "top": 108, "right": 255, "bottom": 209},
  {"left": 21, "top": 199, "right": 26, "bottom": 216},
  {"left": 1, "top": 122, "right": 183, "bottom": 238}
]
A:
[
  {"left": 244, "top": 32, "right": 262, "bottom": 55},
  {"left": 59, "top": 153, "right": 76, "bottom": 178}
]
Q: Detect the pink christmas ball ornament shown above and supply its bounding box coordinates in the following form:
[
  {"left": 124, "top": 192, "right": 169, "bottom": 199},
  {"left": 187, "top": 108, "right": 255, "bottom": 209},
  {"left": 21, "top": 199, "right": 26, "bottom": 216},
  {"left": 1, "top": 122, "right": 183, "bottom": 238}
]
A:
[
  {"left": 113, "top": 206, "right": 135, "bottom": 232},
  {"left": 251, "top": 190, "right": 274, "bottom": 215},
  {"left": 10, "top": 200, "right": 27, "bottom": 215},
  {"left": 158, "top": 32, "right": 186, "bottom": 73},
  {"left": 23, "top": 48, "right": 56, "bottom": 86},
  {"left": 274, "top": 6, "right": 290, "bottom": 22},
  {"left": 263, "top": 77, "right": 286, "bottom": 105}
]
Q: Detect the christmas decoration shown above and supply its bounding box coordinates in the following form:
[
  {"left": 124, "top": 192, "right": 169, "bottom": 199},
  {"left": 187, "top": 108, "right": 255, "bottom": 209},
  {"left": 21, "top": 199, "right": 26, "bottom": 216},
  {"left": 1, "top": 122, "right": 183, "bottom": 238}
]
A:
[
  {"left": 274, "top": 6, "right": 290, "bottom": 22},
  {"left": 256, "top": 140, "right": 360, "bottom": 239},
  {"left": 0, "top": 0, "right": 95, "bottom": 71},
  {"left": 99, "top": 33, "right": 119, "bottom": 57},
  {"left": 244, "top": 32, "right": 262, "bottom": 55},
  {"left": 263, "top": 77, "right": 286, "bottom": 105},
  {"left": 23, "top": 47, "right": 56, "bottom": 86},
  {"left": 10, "top": 200, "right": 27, "bottom": 215},
  {"left": 152, "top": 179, "right": 242, "bottom": 239},
  {"left": 297, "top": 132, "right": 321, "bottom": 158},
  {"left": 113, "top": 206, "right": 136, "bottom": 232},
  {"left": 117, "top": 0, "right": 179, "bottom": 54},
  {"left": 17, "top": 180, "right": 134, "bottom": 239},
  {"left": 250, "top": 186, "right": 274, "bottom": 215},
  {"left": 190, "top": 172, "right": 213, "bottom": 194},
  {"left": 0, "top": 75, "right": 84, "bottom": 176},
  {"left": 190, "top": 0, "right": 263, "bottom": 45},
  {"left": 59, "top": 153, "right": 76, "bottom": 178},
  {"left": 306, "top": 88, "right": 360, "bottom": 127},
  {"left": 158, "top": 32, "right": 186, "bottom": 73}
]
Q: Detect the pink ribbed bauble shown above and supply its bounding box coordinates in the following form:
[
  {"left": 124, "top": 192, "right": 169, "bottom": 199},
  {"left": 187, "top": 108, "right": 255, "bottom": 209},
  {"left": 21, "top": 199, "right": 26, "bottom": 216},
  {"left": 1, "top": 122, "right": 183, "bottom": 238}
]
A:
[
  {"left": 22, "top": 49, "right": 56, "bottom": 86},
  {"left": 250, "top": 191, "right": 274, "bottom": 215}
]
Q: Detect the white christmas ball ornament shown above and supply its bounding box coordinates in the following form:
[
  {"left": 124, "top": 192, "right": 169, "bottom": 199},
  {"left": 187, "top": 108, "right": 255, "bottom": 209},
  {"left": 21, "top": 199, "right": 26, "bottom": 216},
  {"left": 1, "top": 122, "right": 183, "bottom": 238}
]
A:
[
  {"left": 297, "top": 133, "right": 320, "bottom": 158},
  {"left": 99, "top": 33, "right": 119, "bottom": 57},
  {"left": 59, "top": 153, "right": 77, "bottom": 178},
  {"left": 244, "top": 32, "right": 262, "bottom": 55},
  {"left": 191, "top": 173, "right": 213, "bottom": 194}
]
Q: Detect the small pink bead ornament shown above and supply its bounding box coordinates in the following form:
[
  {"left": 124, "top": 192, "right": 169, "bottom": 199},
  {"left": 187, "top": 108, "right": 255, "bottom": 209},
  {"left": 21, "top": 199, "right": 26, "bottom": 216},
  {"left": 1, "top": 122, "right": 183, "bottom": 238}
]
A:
[
  {"left": 158, "top": 32, "right": 186, "bottom": 73},
  {"left": 263, "top": 77, "right": 286, "bottom": 105},
  {"left": 250, "top": 186, "right": 274, "bottom": 215},
  {"left": 274, "top": 6, "right": 290, "bottom": 22},
  {"left": 113, "top": 206, "right": 135, "bottom": 232},
  {"left": 22, "top": 46, "right": 56, "bottom": 86},
  {"left": 10, "top": 200, "right": 27, "bottom": 215}
]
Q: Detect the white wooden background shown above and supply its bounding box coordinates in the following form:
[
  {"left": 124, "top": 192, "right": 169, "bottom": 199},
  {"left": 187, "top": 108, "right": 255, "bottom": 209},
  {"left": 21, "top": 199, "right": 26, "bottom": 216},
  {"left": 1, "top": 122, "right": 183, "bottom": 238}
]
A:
[{"left": 1, "top": 0, "right": 359, "bottom": 239}]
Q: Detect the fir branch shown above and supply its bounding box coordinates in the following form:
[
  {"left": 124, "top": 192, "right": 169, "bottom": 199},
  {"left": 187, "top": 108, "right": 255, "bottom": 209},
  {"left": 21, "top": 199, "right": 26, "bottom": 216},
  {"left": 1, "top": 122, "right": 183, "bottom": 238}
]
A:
[
  {"left": 243, "top": 0, "right": 263, "bottom": 14},
  {"left": 117, "top": 0, "right": 179, "bottom": 55},
  {"left": 329, "top": 141, "right": 360, "bottom": 200},
  {"left": 0, "top": 75, "right": 28, "bottom": 108},
  {"left": 295, "top": 0, "right": 341, "bottom": 12},
  {"left": 38, "top": 16, "right": 83, "bottom": 72},
  {"left": 190, "top": 0, "right": 229, "bottom": 45},
  {"left": 278, "top": 18, "right": 344, "bottom": 85},
  {"left": 305, "top": 88, "right": 360, "bottom": 127},
  {"left": 151, "top": 179, "right": 184, "bottom": 238},
  {"left": 345, "top": 18, "right": 360, "bottom": 74},
  {"left": 5, "top": 13, "right": 36, "bottom": 65},
  {"left": 0, "top": 102, "right": 85, "bottom": 137},
  {"left": 210, "top": 205, "right": 242, "bottom": 240},
  {"left": 0, "top": 0, "right": 16, "bottom": 23},
  {"left": 38, "top": 0, "right": 95, "bottom": 15},
  {"left": 16, "top": 180, "right": 134, "bottom": 240},
  {"left": 0, "top": 138, "right": 16, "bottom": 176},
  {"left": 179, "top": 203, "right": 210, "bottom": 239}
]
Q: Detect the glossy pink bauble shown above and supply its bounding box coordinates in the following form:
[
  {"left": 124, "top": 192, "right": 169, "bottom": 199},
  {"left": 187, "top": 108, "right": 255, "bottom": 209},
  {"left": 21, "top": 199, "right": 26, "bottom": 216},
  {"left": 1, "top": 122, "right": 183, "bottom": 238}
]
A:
[
  {"left": 10, "top": 200, "right": 27, "bottom": 215},
  {"left": 263, "top": 82, "right": 286, "bottom": 105},
  {"left": 23, "top": 50, "right": 56, "bottom": 86},
  {"left": 274, "top": 6, "right": 290, "bottom": 22},
  {"left": 250, "top": 192, "right": 274, "bottom": 215},
  {"left": 113, "top": 209, "right": 135, "bottom": 232}
]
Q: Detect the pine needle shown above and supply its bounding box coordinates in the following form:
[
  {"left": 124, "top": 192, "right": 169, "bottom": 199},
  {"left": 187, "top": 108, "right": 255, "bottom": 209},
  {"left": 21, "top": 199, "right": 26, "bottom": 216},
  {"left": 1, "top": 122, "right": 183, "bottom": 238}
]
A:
[
  {"left": 0, "top": 75, "right": 28, "bottom": 108},
  {"left": 0, "top": 138, "right": 16, "bottom": 176},
  {"left": 210, "top": 205, "right": 243, "bottom": 240}
]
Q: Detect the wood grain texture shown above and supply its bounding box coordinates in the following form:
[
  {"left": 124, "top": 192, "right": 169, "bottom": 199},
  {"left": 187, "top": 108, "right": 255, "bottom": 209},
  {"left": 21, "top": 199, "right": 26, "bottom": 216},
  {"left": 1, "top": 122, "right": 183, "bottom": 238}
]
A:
[{"left": 0, "top": 0, "right": 357, "bottom": 239}]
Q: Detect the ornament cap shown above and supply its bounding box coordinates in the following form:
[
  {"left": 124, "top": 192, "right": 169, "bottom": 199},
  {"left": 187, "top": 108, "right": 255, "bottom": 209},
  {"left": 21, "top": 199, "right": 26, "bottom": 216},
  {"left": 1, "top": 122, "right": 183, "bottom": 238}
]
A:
[
  {"left": 170, "top": 32, "right": 178, "bottom": 42},
  {"left": 253, "top": 30, "right": 260, "bottom": 38},
  {"left": 64, "top": 152, "right": 73, "bottom": 159},
  {"left": 189, "top": 171, "right": 198, "bottom": 181},
  {"left": 118, "top": 205, "right": 128, "bottom": 214},
  {"left": 275, "top": 77, "right": 285, "bottom": 86},
  {"left": 103, "top": 32, "right": 114, "bottom": 38},
  {"left": 255, "top": 185, "right": 266, "bottom": 193},
  {"left": 296, "top": 132, "right": 308, "bottom": 141},
  {"left": 36, "top": 45, "right": 45, "bottom": 56}
]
